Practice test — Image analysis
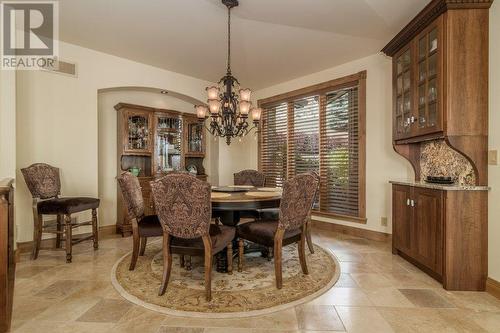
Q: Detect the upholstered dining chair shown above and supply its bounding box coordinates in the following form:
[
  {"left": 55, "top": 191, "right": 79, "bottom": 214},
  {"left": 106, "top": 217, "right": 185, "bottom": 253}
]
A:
[
  {"left": 259, "top": 171, "right": 319, "bottom": 254},
  {"left": 151, "top": 174, "right": 235, "bottom": 301},
  {"left": 21, "top": 163, "right": 100, "bottom": 263},
  {"left": 233, "top": 169, "right": 265, "bottom": 187},
  {"left": 237, "top": 173, "right": 319, "bottom": 289},
  {"left": 117, "top": 172, "right": 163, "bottom": 270}
]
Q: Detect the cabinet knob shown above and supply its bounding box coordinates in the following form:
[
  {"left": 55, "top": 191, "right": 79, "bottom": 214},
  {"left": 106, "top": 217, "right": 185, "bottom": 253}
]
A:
[
  {"left": 407, "top": 198, "right": 410, "bottom": 206},
  {"left": 410, "top": 199, "right": 415, "bottom": 207},
  {"left": 410, "top": 116, "right": 415, "bottom": 124}
]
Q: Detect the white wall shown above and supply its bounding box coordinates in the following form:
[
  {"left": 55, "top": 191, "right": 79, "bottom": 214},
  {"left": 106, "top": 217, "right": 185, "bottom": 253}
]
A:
[
  {"left": 233, "top": 54, "right": 412, "bottom": 233},
  {"left": 15, "top": 41, "right": 215, "bottom": 243},
  {"left": 488, "top": 1, "right": 500, "bottom": 281},
  {"left": 0, "top": 69, "right": 16, "bottom": 179},
  {"left": 97, "top": 89, "right": 218, "bottom": 227}
]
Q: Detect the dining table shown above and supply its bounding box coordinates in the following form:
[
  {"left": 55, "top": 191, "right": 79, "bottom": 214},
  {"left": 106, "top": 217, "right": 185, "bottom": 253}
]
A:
[
  {"left": 210, "top": 185, "right": 282, "bottom": 272},
  {"left": 210, "top": 185, "right": 282, "bottom": 226}
]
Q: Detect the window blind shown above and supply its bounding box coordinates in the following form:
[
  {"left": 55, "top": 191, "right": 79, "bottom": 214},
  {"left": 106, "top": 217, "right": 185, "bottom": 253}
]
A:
[
  {"left": 259, "top": 73, "right": 365, "bottom": 219},
  {"left": 320, "top": 87, "right": 359, "bottom": 217},
  {"left": 260, "top": 102, "right": 288, "bottom": 187}
]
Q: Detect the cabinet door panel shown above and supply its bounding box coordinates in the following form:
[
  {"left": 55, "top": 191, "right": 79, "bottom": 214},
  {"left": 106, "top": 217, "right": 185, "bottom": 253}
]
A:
[
  {"left": 393, "top": 46, "right": 414, "bottom": 140},
  {"left": 412, "top": 188, "right": 443, "bottom": 275},
  {"left": 392, "top": 185, "right": 412, "bottom": 255}
]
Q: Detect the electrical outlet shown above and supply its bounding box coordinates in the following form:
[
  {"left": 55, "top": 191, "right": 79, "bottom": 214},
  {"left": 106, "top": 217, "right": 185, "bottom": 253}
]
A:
[
  {"left": 489, "top": 150, "right": 498, "bottom": 165},
  {"left": 381, "top": 217, "right": 388, "bottom": 227}
]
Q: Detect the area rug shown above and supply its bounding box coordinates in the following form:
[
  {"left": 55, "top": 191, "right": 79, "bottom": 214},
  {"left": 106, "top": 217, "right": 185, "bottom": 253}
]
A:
[{"left": 111, "top": 241, "right": 340, "bottom": 318}]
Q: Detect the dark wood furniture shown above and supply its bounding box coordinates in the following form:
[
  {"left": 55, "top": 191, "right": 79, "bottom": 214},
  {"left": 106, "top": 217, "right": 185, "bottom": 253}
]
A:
[
  {"left": 115, "top": 103, "right": 207, "bottom": 236},
  {"left": 116, "top": 172, "right": 163, "bottom": 270},
  {"left": 383, "top": 0, "right": 491, "bottom": 186},
  {"left": 0, "top": 179, "right": 15, "bottom": 333},
  {"left": 392, "top": 183, "right": 487, "bottom": 290},
  {"left": 211, "top": 189, "right": 282, "bottom": 226},
  {"left": 21, "top": 163, "right": 99, "bottom": 263},
  {"left": 236, "top": 173, "right": 319, "bottom": 289},
  {"left": 384, "top": 0, "right": 493, "bottom": 291},
  {"left": 150, "top": 174, "right": 235, "bottom": 301}
]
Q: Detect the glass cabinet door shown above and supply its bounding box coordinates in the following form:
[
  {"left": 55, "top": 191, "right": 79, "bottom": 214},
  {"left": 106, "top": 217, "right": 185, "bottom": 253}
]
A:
[
  {"left": 155, "top": 116, "right": 182, "bottom": 173},
  {"left": 417, "top": 23, "right": 440, "bottom": 133},
  {"left": 395, "top": 48, "right": 412, "bottom": 138},
  {"left": 187, "top": 122, "right": 204, "bottom": 155},
  {"left": 125, "top": 111, "right": 151, "bottom": 153}
]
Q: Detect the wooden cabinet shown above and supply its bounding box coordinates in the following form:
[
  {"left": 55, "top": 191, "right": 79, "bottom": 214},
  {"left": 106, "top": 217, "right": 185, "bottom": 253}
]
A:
[
  {"left": 392, "top": 184, "right": 487, "bottom": 290},
  {"left": 392, "top": 16, "right": 444, "bottom": 141},
  {"left": 184, "top": 114, "right": 206, "bottom": 157},
  {"left": 0, "top": 179, "right": 15, "bottom": 333},
  {"left": 115, "top": 103, "right": 208, "bottom": 236},
  {"left": 392, "top": 185, "right": 443, "bottom": 277}
]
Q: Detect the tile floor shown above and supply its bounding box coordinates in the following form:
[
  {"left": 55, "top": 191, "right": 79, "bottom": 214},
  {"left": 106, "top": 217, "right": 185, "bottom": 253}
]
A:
[{"left": 11, "top": 229, "right": 500, "bottom": 333}]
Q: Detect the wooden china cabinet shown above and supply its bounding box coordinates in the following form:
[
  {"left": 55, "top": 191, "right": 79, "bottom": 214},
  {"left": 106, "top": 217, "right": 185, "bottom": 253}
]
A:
[
  {"left": 115, "top": 103, "right": 207, "bottom": 236},
  {"left": 384, "top": 0, "right": 493, "bottom": 291}
]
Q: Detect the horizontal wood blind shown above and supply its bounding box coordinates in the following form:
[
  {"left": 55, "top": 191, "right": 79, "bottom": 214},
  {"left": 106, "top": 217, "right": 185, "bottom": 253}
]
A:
[
  {"left": 260, "top": 102, "right": 288, "bottom": 187},
  {"left": 321, "top": 87, "right": 359, "bottom": 217},
  {"left": 259, "top": 72, "right": 366, "bottom": 220}
]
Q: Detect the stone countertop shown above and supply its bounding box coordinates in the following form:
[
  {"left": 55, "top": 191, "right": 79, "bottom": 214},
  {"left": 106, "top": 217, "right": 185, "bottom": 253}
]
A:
[{"left": 389, "top": 179, "right": 490, "bottom": 191}]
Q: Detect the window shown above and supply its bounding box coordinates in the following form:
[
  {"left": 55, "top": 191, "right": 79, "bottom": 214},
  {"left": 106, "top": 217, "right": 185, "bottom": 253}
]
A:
[{"left": 258, "top": 72, "right": 366, "bottom": 222}]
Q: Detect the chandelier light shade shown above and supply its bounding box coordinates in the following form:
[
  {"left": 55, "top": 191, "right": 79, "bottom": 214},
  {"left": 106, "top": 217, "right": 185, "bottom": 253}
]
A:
[
  {"left": 195, "top": 0, "right": 260, "bottom": 145},
  {"left": 239, "top": 88, "right": 252, "bottom": 102}
]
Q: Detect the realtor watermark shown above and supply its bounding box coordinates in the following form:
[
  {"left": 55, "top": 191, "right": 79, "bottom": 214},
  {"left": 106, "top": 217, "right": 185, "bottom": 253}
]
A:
[{"left": 1, "top": 1, "right": 59, "bottom": 70}]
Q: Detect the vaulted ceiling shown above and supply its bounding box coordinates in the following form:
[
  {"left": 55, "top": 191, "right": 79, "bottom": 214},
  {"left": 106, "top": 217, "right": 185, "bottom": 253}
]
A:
[{"left": 58, "top": 0, "right": 429, "bottom": 89}]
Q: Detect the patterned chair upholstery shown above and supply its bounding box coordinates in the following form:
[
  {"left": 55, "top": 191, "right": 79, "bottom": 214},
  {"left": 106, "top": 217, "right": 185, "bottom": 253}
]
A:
[
  {"left": 150, "top": 174, "right": 235, "bottom": 301},
  {"left": 233, "top": 169, "right": 265, "bottom": 187},
  {"left": 237, "top": 173, "right": 319, "bottom": 289},
  {"left": 21, "top": 163, "right": 100, "bottom": 263},
  {"left": 117, "top": 172, "right": 163, "bottom": 270},
  {"left": 259, "top": 170, "right": 320, "bottom": 253}
]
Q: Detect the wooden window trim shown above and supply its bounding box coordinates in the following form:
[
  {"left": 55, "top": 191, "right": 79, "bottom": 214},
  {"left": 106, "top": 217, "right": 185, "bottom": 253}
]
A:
[{"left": 258, "top": 71, "right": 367, "bottom": 223}]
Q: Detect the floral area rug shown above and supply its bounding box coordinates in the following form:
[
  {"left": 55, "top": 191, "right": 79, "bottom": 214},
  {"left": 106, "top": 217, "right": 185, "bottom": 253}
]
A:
[{"left": 112, "top": 241, "right": 340, "bottom": 318}]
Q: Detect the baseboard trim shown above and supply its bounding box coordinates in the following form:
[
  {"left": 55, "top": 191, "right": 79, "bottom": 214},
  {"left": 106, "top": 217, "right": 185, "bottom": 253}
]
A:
[
  {"left": 16, "top": 224, "right": 117, "bottom": 256},
  {"left": 486, "top": 277, "right": 500, "bottom": 300},
  {"left": 311, "top": 219, "right": 391, "bottom": 242}
]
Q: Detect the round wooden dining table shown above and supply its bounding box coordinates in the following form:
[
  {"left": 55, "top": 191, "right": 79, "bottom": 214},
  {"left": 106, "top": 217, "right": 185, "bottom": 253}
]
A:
[{"left": 210, "top": 186, "right": 282, "bottom": 226}]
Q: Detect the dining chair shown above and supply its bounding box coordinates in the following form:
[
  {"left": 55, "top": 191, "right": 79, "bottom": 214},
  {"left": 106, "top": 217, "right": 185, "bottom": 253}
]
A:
[
  {"left": 236, "top": 173, "right": 319, "bottom": 289},
  {"left": 21, "top": 163, "right": 100, "bottom": 263},
  {"left": 117, "top": 172, "right": 163, "bottom": 270},
  {"left": 259, "top": 171, "right": 319, "bottom": 254},
  {"left": 233, "top": 169, "right": 265, "bottom": 187},
  {"left": 151, "top": 173, "right": 235, "bottom": 301}
]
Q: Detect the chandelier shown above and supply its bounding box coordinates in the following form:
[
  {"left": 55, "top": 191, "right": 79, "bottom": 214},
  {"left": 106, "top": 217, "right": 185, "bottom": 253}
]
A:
[{"left": 195, "top": 0, "right": 262, "bottom": 145}]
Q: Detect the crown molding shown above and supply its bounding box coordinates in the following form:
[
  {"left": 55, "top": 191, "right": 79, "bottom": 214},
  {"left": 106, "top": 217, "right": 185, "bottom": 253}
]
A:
[{"left": 382, "top": 0, "right": 494, "bottom": 56}]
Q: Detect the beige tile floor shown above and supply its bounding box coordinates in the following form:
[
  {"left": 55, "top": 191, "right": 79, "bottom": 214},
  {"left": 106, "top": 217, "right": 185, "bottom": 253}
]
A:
[{"left": 11, "top": 229, "right": 500, "bottom": 333}]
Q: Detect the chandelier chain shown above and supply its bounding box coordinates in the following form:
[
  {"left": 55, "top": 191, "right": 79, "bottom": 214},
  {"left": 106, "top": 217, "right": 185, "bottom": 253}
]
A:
[{"left": 227, "top": 6, "right": 231, "bottom": 74}]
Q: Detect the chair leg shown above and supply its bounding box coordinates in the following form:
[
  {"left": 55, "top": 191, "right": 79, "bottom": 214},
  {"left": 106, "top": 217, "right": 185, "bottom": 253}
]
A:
[
  {"left": 274, "top": 229, "right": 285, "bottom": 289},
  {"left": 185, "top": 256, "right": 192, "bottom": 271},
  {"left": 202, "top": 235, "right": 213, "bottom": 301},
  {"left": 64, "top": 214, "right": 73, "bottom": 263},
  {"left": 56, "top": 214, "right": 62, "bottom": 249},
  {"left": 227, "top": 243, "right": 233, "bottom": 275},
  {"left": 31, "top": 213, "right": 43, "bottom": 260},
  {"left": 306, "top": 222, "right": 314, "bottom": 254},
  {"left": 299, "top": 231, "right": 309, "bottom": 275},
  {"left": 92, "top": 208, "right": 99, "bottom": 250},
  {"left": 238, "top": 239, "right": 244, "bottom": 272},
  {"left": 139, "top": 237, "right": 147, "bottom": 256},
  {"left": 158, "top": 233, "right": 172, "bottom": 296},
  {"left": 129, "top": 229, "right": 140, "bottom": 271},
  {"left": 180, "top": 255, "right": 185, "bottom": 268}
]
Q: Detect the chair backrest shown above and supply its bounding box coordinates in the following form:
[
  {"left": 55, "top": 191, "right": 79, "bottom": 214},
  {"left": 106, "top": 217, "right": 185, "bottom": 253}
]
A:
[
  {"left": 117, "top": 172, "right": 144, "bottom": 220},
  {"left": 278, "top": 173, "right": 319, "bottom": 231},
  {"left": 234, "top": 169, "right": 265, "bottom": 187},
  {"left": 150, "top": 173, "right": 211, "bottom": 239},
  {"left": 21, "top": 163, "right": 61, "bottom": 199}
]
